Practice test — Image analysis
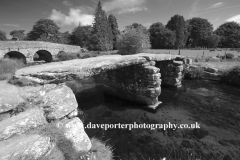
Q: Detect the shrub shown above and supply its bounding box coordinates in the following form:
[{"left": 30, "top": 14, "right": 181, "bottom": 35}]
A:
[
  {"left": 184, "top": 66, "right": 204, "bottom": 79},
  {"left": 8, "top": 77, "right": 37, "bottom": 87},
  {"left": 0, "top": 58, "right": 25, "bottom": 80},
  {"left": 225, "top": 53, "right": 234, "bottom": 59},
  {"left": 220, "top": 66, "right": 240, "bottom": 86},
  {"left": 117, "top": 28, "right": 150, "bottom": 55},
  {"left": 57, "top": 51, "right": 81, "bottom": 61},
  {"left": 89, "top": 138, "right": 113, "bottom": 160}
]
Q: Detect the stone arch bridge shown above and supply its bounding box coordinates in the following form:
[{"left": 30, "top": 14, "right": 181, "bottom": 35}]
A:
[{"left": 0, "top": 41, "right": 81, "bottom": 63}]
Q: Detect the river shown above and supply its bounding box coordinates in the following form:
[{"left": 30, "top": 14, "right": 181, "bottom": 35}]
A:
[{"left": 66, "top": 78, "right": 240, "bottom": 160}]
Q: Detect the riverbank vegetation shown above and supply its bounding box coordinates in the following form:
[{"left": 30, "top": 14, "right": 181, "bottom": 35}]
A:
[{"left": 0, "top": 58, "right": 25, "bottom": 80}]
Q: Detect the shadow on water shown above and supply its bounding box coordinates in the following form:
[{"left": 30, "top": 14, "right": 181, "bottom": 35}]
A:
[{"left": 66, "top": 78, "right": 240, "bottom": 160}]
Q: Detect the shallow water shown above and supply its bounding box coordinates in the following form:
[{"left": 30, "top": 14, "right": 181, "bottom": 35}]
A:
[{"left": 67, "top": 78, "right": 240, "bottom": 160}]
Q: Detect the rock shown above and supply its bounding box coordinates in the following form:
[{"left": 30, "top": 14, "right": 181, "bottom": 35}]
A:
[
  {"left": 42, "top": 84, "right": 78, "bottom": 120},
  {"left": 204, "top": 67, "right": 218, "bottom": 73},
  {"left": 67, "top": 108, "right": 79, "bottom": 119},
  {"left": 173, "top": 60, "right": 183, "bottom": 65},
  {"left": 0, "top": 134, "right": 54, "bottom": 160},
  {"left": 56, "top": 117, "right": 92, "bottom": 153},
  {"left": 202, "top": 72, "right": 220, "bottom": 81},
  {"left": 193, "top": 128, "right": 209, "bottom": 139},
  {"left": 0, "top": 108, "right": 47, "bottom": 141},
  {"left": 0, "top": 81, "right": 24, "bottom": 113},
  {"left": 186, "top": 58, "right": 193, "bottom": 64}
]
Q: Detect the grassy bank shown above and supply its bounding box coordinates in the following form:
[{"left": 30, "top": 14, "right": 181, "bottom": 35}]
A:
[{"left": 0, "top": 58, "right": 25, "bottom": 80}]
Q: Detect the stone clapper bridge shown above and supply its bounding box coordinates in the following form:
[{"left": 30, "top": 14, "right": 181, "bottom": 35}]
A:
[{"left": 13, "top": 53, "right": 186, "bottom": 109}]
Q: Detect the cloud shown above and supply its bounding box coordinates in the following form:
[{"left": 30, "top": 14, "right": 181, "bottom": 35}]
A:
[
  {"left": 226, "top": 14, "right": 240, "bottom": 23},
  {"left": 207, "top": 2, "right": 225, "bottom": 9},
  {"left": 102, "top": 0, "right": 147, "bottom": 14},
  {"left": 63, "top": 0, "right": 72, "bottom": 6},
  {"left": 49, "top": 8, "right": 94, "bottom": 27},
  {"left": 188, "top": 0, "right": 201, "bottom": 17},
  {"left": 3, "top": 24, "right": 20, "bottom": 27}
]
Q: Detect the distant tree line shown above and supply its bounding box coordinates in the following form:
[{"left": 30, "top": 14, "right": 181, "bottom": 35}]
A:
[{"left": 0, "top": 2, "right": 240, "bottom": 51}]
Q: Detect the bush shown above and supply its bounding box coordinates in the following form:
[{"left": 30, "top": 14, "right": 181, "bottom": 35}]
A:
[
  {"left": 0, "top": 58, "right": 25, "bottom": 80},
  {"left": 220, "top": 66, "right": 240, "bottom": 86},
  {"left": 225, "top": 53, "right": 234, "bottom": 59},
  {"left": 57, "top": 51, "right": 81, "bottom": 61},
  {"left": 117, "top": 28, "right": 150, "bottom": 55}
]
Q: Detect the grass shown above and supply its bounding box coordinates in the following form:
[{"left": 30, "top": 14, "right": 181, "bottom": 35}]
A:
[
  {"left": 8, "top": 77, "right": 38, "bottom": 87},
  {"left": 0, "top": 58, "right": 25, "bottom": 80},
  {"left": 56, "top": 50, "right": 119, "bottom": 61},
  {"left": 145, "top": 49, "right": 240, "bottom": 58}
]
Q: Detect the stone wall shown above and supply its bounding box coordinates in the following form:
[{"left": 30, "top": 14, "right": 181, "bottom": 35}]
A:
[
  {"left": 0, "top": 81, "right": 91, "bottom": 160},
  {"left": 155, "top": 60, "right": 184, "bottom": 88},
  {"left": 96, "top": 61, "right": 161, "bottom": 109}
]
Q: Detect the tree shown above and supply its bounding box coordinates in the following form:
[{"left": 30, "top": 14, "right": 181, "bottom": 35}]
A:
[
  {"left": 0, "top": 30, "right": 7, "bottom": 41},
  {"left": 117, "top": 28, "right": 150, "bottom": 55},
  {"left": 108, "top": 14, "right": 120, "bottom": 50},
  {"left": 187, "top": 17, "right": 213, "bottom": 47},
  {"left": 206, "top": 34, "right": 221, "bottom": 48},
  {"left": 149, "top": 22, "right": 175, "bottom": 49},
  {"left": 166, "top": 15, "right": 186, "bottom": 48},
  {"left": 71, "top": 25, "right": 92, "bottom": 48},
  {"left": 125, "top": 23, "right": 151, "bottom": 49},
  {"left": 92, "top": 2, "right": 113, "bottom": 51},
  {"left": 10, "top": 30, "right": 25, "bottom": 40},
  {"left": 27, "top": 19, "right": 60, "bottom": 41},
  {"left": 214, "top": 22, "right": 240, "bottom": 48}
]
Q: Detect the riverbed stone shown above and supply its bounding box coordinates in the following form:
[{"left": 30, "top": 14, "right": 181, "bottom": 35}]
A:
[
  {"left": 0, "top": 108, "right": 47, "bottom": 141},
  {"left": 42, "top": 84, "right": 78, "bottom": 120},
  {"left": 56, "top": 117, "right": 92, "bottom": 153},
  {"left": 0, "top": 134, "right": 53, "bottom": 160},
  {"left": 204, "top": 67, "right": 218, "bottom": 73}
]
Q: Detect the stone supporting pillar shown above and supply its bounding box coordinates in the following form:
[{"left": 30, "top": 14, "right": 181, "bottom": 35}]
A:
[
  {"left": 97, "top": 61, "right": 162, "bottom": 109},
  {"left": 155, "top": 60, "right": 184, "bottom": 88}
]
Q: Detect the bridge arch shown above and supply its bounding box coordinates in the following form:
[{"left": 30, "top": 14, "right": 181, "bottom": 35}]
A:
[
  {"left": 4, "top": 51, "right": 27, "bottom": 64},
  {"left": 33, "top": 50, "right": 53, "bottom": 63}
]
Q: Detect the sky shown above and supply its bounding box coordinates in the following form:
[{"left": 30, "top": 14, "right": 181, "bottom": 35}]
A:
[{"left": 1, "top": 0, "right": 240, "bottom": 38}]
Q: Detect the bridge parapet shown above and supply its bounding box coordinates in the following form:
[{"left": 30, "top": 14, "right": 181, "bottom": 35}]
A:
[{"left": 0, "top": 41, "right": 81, "bottom": 63}]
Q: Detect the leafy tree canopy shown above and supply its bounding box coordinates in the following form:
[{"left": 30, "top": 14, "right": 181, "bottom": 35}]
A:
[
  {"left": 206, "top": 34, "right": 221, "bottom": 48},
  {"left": 214, "top": 22, "right": 240, "bottom": 48},
  {"left": 108, "top": 14, "right": 120, "bottom": 50},
  {"left": 187, "top": 17, "right": 213, "bottom": 47},
  {"left": 71, "top": 25, "right": 92, "bottom": 48},
  {"left": 10, "top": 30, "right": 25, "bottom": 40},
  {"left": 149, "top": 22, "right": 176, "bottom": 49},
  {"left": 166, "top": 14, "right": 186, "bottom": 48},
  {"left": 0, "top": 30, "right": 7, "bottom": 41},
  {"left": 27, "top": 19, "right": 60, "bottom": 41},
  {"left": 92, "top": 2, "right": 113, "bottom": 51}
]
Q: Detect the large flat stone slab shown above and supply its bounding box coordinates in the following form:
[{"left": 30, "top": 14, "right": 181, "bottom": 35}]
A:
[
  {"left": 42, "top": 84, "right": 78, "bottom": 120},
  {"left": 56, "top": 117, "right": 92, "bottom": 153},
  {"left": 13, "top": 54, "right": 183, "bottom": 84},
  {"left": 0, "top": 108, "right": 47, "bottom": 140}
]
